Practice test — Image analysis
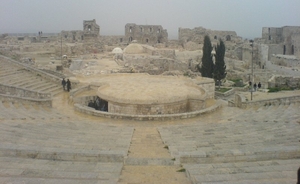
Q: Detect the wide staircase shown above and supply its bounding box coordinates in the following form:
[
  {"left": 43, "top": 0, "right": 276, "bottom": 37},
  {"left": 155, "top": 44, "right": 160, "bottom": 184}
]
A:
[
  {"left": 158, "top": 103, "right": 300, "bottom": 184},
  {"left": 0, "top": 118, "right": 134, "bottom": 183},
  {"left": 0, "top": 57, "right": 62, "bottom": 96}
]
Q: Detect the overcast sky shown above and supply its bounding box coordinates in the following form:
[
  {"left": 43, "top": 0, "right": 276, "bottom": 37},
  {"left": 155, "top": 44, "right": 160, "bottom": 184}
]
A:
[{"left": 1, "top": 0, "right": 299, "bottom": 39}]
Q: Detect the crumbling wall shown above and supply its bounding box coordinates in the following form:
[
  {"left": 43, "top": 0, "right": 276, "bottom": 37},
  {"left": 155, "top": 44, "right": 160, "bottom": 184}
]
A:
[
  {"left": 178, "top": 27, "right": 240, "bottom": 44},
  {"left": 125, "top": 23, "right": 168, "bottom": 44},
  {"left": 268, "top": 75, "right": 300, "bottom": 88}
]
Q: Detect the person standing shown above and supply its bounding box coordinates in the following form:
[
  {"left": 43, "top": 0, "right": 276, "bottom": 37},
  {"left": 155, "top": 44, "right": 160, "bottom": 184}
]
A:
[
  {"left": 66, "top": 79, "right": 71, "bottom": 92},
  {"left": 254, "top": 83, "right": 257, "bottom": 91},
  {"left": 258, "top": 82, "right": 262, "bottom": 89},
  {"left": 61, "top": 78, "right": 66, "bottom": 91}
]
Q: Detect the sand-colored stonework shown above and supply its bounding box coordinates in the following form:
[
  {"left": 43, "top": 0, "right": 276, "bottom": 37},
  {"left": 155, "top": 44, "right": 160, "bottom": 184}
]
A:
[
  {"left": 92, "top": 74, "right": 213, "bottom": 115},
  {"left": 97, "top": 74, "right": 205, "bottom": 104}
]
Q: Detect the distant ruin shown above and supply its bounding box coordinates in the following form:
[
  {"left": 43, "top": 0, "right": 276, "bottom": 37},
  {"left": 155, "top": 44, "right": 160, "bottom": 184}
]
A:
[{"left": 125, "top": 23, "right": 168, "bottom": 44}]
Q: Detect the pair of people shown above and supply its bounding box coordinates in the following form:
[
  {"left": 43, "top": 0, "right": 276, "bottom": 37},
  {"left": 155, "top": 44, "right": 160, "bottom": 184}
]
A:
[
  {"left": 253, "top": 82, "right": 262, "bottom": 91},
  {"left": 61, "top": 78, "right": 71, "bottom": 92}
]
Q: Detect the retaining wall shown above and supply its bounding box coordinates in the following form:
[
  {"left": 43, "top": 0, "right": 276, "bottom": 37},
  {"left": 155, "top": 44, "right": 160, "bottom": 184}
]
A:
[
  {"left": 232, "top": 93, "right": 300, "bottom": 109},
  {"left": 0, "top": 84, "right": 51, "bottom": 99},
  {"left": 74, "top": 100, "right": 222, "bottom": 121},
  {"left": 0, "top": 94, "right": 52, "bottom": 107}
]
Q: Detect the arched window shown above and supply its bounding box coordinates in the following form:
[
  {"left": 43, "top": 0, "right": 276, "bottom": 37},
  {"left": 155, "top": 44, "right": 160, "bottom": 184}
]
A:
[
  {"left": 129, "top": 27, "right": 132, "bottom": 33},
  {"left": 157, "top": 29, "right": 161, "bottom": 33},
  {"left": 88, "top": 25, "right": 91, "bottom": 31},
  {"left": 226, "top": 35, "right": 231, "bottom": 41}
]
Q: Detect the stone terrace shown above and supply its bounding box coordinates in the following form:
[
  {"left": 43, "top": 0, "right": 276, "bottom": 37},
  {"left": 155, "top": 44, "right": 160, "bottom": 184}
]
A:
[{"left": 158, "top": 104, "right": 300, "bottom": 183}]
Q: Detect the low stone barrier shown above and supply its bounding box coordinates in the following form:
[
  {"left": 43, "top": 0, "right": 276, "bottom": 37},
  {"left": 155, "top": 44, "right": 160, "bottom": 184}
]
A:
[
  {"left": 0, "top": 84, "right": 51, "bottom": 99},
  {"left": 74, "top": 100, "right": 223, "bottom": 121},
  {"left": 0, "top": 94, "right": 52, "bottom": 107},
  {"left": 233, "top": 93, "right": 300, "bottom": 109},
  {"left": 215, "top": 88, "right": 235, "bottom": 97}
]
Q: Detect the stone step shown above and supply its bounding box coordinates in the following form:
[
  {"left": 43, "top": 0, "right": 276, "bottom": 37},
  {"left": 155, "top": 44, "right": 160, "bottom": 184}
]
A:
[
  {"left": 0, "top": 157, "right": 122, "bottom": 184},
  {"left": 124, "top": 157, "right": 175, "bottom": 166},
  {"left": 184, "top": 159, "right": 299, "bottom": 184},
  {"left": 0, "top": 120, "right": 133, "bottom": 162},
  {"left": 118, "top": 165, "right": 191, "bottom": 184}
]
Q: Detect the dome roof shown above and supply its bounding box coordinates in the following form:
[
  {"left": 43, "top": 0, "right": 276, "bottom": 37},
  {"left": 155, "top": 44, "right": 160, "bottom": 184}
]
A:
[
  {"left": 123, "top": 43, "right": 145, "bottom": 54},
  {"left": 112, "top": 47, "right": 123, "bottom": 54}
]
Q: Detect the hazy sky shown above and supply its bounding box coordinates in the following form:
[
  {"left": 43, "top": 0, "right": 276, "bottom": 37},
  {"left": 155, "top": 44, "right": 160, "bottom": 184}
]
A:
[{"left": 1, "top": 0, "right": 299, "bottom": 39}]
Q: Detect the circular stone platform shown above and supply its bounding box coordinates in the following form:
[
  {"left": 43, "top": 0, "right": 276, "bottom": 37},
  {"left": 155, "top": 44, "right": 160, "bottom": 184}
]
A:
[{"left": 93, "top": 74, "right": 214, "bottom": 115}]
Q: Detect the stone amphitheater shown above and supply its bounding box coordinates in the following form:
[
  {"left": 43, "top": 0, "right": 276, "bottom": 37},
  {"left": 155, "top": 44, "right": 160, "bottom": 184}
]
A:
[{"left": 0, "top": 54, "right": 299, "bottom": 184}]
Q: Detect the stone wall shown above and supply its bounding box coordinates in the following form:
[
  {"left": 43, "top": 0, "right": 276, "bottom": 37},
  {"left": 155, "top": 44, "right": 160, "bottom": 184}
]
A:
[
  {"left": 73, "top": 100, "right": 222, "bottom": 121},
  {"left": 270, "top": 54, "right": 300, "bottom": 67},
  {"left": 268, "top": 44, "right": 284, "bottom": 59},
  {"left": 262, "top": 26, "right": 300, "bottom": 57},
  {"left": 0, "top": 94, "right": 52, "bottom": 107},
  {"left": 125, "top": 23, "right": 168, "bottom": 44},
  {"left": 60, "top": 31, "right": 84, "bottom": 42},
  {"left": 123, "top": 55, "right": 187, "bottom": 74},
  {"left": 99, "top": 35, "right": 126, "bottom": 46},
  {"left": 178, "top": 27, "right": 240, "bottom": 44},
  {"left": 0, "top": 84, "right": 51, "bottom": 99},
  {"left": 109, "top": 99, "right": 189, "bottom": 115},
  {"left": 232, "top": 93, "right": 300, "bottom": 109},
  {"left": 268, "top": 75, "right": 300, "bottom": 88}
]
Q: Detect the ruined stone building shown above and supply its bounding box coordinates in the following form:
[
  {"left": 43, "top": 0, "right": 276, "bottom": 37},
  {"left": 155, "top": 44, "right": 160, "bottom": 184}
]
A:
[
  {"left": 60, "top": 19, "right": 100, "bottom": 42},
  {"left": 178, "top": 27, "right": 239, "bottom": 44},
  {"left": 262, "top": 26, "right": 300, "bottom": 58},
  {"left": 124, "top": 23, "right": 168, "bottom": 44},
  {"left": 83, "top": 19, "right": 100, "bottom": 41}
]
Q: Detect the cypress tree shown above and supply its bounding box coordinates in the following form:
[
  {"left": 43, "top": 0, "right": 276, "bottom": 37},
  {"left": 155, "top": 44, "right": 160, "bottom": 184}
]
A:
[
  {"left": 213, "top": 39, "right": 227, "bottom": 89},
  {"left": 198, "top": 35, "right": 213, "bottom": 78}
]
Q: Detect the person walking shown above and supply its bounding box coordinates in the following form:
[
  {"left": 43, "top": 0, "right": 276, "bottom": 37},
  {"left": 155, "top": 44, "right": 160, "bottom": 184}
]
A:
[
  {"left": 61, "top": 78, "right": 66, "bottom": 91},
  {"left": 258, "top": 82, "right": 261, "bottom": 89},
  {"left": 66, "top": 79, "right": 71, "bottom": 92}
]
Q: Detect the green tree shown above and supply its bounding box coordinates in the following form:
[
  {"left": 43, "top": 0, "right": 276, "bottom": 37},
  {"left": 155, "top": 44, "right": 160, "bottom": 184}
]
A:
[
  {"left": 198, "top": 35, "right": 213, "bottom": 78},
  {"left": 213, "top": 39, "right": 227, "bottom": 89}
]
